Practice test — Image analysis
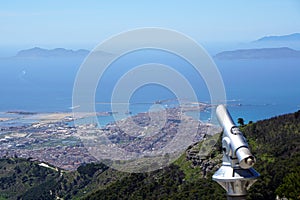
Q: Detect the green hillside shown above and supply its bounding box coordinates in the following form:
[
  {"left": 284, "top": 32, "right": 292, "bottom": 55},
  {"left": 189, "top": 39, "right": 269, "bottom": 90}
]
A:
[
  {"left": 0, "top": 110, "right": 299, "bottom": 199},
  {"left": 244, "top": 110, "right": 300, "bottom": 199},
  {"left": 0, "top": 158, "right": 59, "bottom": 199}
]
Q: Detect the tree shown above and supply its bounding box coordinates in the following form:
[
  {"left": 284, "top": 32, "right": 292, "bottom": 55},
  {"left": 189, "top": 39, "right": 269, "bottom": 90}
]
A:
[
  {"left": 275, "top": 167, "right": 300, "bottom": 199},
  {"left": 237, "top": 118, "right": 244, "bottom": 126}
]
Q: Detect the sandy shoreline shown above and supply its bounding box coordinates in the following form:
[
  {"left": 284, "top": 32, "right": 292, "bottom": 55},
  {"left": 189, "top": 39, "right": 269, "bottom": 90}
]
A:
[
  {"left": 27, "top": 113, "right": 73, "bottom": 123},
  {"left": 0, "top": 118, "right": 10, "bottom": 122},
  {"left": 0, "top": 103, "right": 210, "bottom": 126}
]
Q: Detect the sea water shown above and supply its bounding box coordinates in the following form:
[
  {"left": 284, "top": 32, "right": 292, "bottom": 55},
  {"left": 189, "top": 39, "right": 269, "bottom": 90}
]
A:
[{"left": 0, "top": 50, "right": 299, "bottom": 126}]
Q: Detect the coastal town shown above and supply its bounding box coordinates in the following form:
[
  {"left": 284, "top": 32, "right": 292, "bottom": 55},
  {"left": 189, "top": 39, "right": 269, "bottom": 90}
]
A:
[{"left": 0, "top": 106, "right": 219, "bottom": 171}]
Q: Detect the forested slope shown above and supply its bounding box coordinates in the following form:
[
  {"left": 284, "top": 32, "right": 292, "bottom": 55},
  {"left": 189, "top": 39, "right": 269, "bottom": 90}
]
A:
[{"left": 0, "top": 110, "right": 299, "bottom": 199}]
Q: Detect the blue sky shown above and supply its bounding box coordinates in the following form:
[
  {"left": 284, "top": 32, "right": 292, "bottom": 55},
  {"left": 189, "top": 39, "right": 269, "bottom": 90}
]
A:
[{"left": 1, "top": 0, "right": 300, "bottom": 51}]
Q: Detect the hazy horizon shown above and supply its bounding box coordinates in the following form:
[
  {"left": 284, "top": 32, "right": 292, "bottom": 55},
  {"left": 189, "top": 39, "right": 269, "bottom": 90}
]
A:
[
  {"left": 1, "top": 1, "right": 300, "bottom": 55},
  {"left": 1, "top": 34, "right": 300, "bottom": 58}
]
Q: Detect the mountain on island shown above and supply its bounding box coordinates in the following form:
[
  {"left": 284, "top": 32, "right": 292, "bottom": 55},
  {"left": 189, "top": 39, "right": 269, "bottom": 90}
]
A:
[
  {"left": 16, "top": 47, "right": 90, "bottom": 58},
  {"left": 254, "top": 33, "right": 300, "bottom": 43},
  {"left": 251, "top": 33, "right": 300, "bottom": 49},
  {"left": 214, "top": 47, "right": 300, "bottom": 60}
]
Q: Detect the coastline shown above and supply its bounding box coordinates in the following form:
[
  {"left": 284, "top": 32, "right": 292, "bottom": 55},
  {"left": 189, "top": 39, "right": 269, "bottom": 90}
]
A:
[{"left": 0, "top": 106, "right": 216, "bottom": 171}]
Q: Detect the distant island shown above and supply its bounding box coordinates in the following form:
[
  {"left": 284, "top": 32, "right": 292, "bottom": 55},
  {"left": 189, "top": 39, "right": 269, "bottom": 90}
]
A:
[
  {"left": 14, "top": 47, "right": 116, "bottom": 58},
  {"left": 214, "top": 47, "right": 300, "bottom": 60},
  {"left": 15, "top": 47, "right": 90, "bottom": 58},
  {"left": 251, "top": 33, "right": 300, "bottom": 49},
  {"left": 254, "top": 33, "right": 300, "bottom": 43}
]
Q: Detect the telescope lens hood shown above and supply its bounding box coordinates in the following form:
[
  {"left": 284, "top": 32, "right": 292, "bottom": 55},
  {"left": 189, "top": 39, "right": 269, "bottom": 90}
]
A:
[{"left": 236, "top": 147, "right": 256, "bottom": 169}]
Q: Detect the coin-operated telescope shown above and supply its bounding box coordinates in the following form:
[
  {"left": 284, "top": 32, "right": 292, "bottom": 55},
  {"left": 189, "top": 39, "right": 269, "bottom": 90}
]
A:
[{"left": 213, "top": 105, "right": 259, "bottom": 200}]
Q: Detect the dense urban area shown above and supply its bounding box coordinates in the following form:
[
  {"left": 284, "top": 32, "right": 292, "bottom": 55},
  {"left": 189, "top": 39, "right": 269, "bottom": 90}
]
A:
[{"left": 0, "top": 106, "right": 216, "bottom": 171}]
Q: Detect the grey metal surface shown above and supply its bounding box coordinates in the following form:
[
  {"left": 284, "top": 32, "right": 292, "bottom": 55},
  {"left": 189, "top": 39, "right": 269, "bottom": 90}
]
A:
[{"left": 213, "top": 105, "right": 259, "bottom": 199}]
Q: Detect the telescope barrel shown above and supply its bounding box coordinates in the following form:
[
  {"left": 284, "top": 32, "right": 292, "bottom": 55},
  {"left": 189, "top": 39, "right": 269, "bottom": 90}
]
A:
[
  {"left": 216, "top": 105, "right": 256, "bottom": 169},
  {"left": 216, "top": 104, "right": 236, "bottom": 135}
]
